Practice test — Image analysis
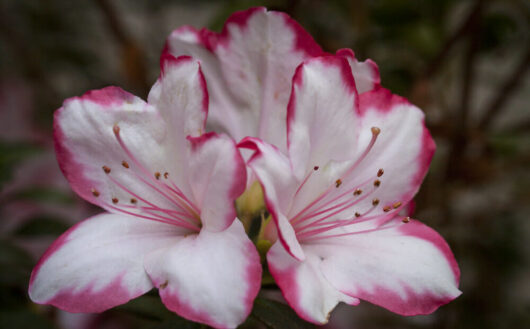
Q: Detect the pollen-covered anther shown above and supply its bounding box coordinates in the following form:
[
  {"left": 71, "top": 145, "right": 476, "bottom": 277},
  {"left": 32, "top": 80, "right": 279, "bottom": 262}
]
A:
[
  {"left": 402, "top": 216, "right": 411, "bottom": 223},
  {"left": 113, "top": 124, "right": 120, "bottom": 135},
  {"left": 373, "top": 179, "right": 381, "bottom": 187},
  {"left": 102, "top": 166, "right": 111, "bottom": 174},
  {"left": 155, "top": 172, "right": 161, "bottom": 180},
  {"left": 164, "top": 172, "right": 169, "bottom": 179},
  {"left": 130, "top": 198, "right": 137, "bottom": 204},
  {"left": 377, "top": 168, "right": 384, "bottom": 177},
  {"left": 393, "top": 201, "right": 402, "bottom": 209},
  {"left": 121, "top": 161, "right": 129, "bottom": 169},
  {"left": 372, "top": 198, "right": 380, "bottom": 206},
  {"left": 371, "top": 126, "right": 381, "bottom": 136},
  {"left": 353, "top": 188, "right": 362, "bottom": 196},
  {"left": 91, "top": 188, "right": 100, "bottom": 197},
  {"left": 355, "top": 212, "right": 361, "bottom": 217},
  {"left": 383, "top": 205, "right": 391, "bottom": 212},
  {"left": 335, "top": 179, "right": 342, "bottom": 188},
  {"left": 112, "top": 197, "right": 119, "bottom": 204},
  {"left": 313, "top": 166, "right": 319, "bottom": 171}
]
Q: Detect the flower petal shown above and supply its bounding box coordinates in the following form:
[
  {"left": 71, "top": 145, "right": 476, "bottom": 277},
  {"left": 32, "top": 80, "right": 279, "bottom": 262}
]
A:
[
  {"left": 143, "top": 220, "right": 261, "bottom": 329},
  {"left": 55, "top": 84, "right": 202, "bottom": 230},
  {"left": 29, "top": 213, "right": 182, "bottom": 313},
  {"left": 167, "top": 7, "right": 323, "bottom": 149},
  {"left": 336, "top": 48, "right": 380, "bottom": 94},
  {"left": 267, "top": 241, "right": 359, "bottom": 324},
  {"left": 187, "top": 132, "right": 246, "bottom": 232},
  {"left": 148, "top": 54, "right": 208, "bottom": 141},
  {"left": 312, "top": 219, "right": 461, "bottom": 315},
  {"left": 287, "top": 56, "right": 359, "bottom": 178},
  {"left": 342, "top": 86, "right": 436, "bottom": 221},
  {"left": 238, "top": 137, "right": 304, "bottom": 260}
]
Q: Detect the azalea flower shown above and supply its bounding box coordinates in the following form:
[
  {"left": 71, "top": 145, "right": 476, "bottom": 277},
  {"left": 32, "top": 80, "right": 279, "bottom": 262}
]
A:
[
  {"left": 164, "top": 7, "right": 379, "bottom": 152},
  {"left": 239, "top": 56, "right": 461, "bottom": 323},
  {"left": 28, "top": 55, "right": 261, "bottom": 329}
]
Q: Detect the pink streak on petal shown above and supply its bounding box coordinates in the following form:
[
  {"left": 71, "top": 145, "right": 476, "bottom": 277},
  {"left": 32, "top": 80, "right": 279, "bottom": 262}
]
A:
[
  {"left": 42, "top": 274, "right": 142, "bottom": 313},
  {"left": 277, "top": 12, "right": 323, "bottom": 57},
  {"left": 354, "top": 283, "right": 461, "bottom": 316},
  {"left": 53, "top": 110, "right": 99, "bottom": 205},
  {"left": 359, "top": 86, "right": 410, "bottom": 115},
  {"left": 66, "top": 86, "right": 135, "bottom": 107}
]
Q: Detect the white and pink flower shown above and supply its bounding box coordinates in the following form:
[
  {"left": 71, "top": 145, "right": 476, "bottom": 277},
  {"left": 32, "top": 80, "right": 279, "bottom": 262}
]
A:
[
  {"left": 28, "top": 55, "right": 261, "bottom": 329},
  {"left": 240, "top": 55, "right": 461, "bottom": 323}
]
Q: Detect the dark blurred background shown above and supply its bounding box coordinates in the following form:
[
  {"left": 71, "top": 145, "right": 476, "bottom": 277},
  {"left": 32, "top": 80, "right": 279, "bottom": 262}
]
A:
[{"left": 0, "top": 0, "right": 529, "bottom": 328}]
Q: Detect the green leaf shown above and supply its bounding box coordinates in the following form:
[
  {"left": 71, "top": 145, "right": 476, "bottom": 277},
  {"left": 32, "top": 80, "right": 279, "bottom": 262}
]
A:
[
  {"left": 12, "top": 187, "right": 75, "bottom": 205},
  {"left": 250, "top": 297, "right": 315, "bottom": 329},
  {"left": 14, "top": 216, "right": 70, "bottom": 237}
]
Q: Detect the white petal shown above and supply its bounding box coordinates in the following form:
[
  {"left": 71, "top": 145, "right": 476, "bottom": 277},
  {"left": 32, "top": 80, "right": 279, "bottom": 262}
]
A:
[
  {"left": 29, "top": 213, "right": 182, "bottom": 312},
  {"left": 144, "top": 220, "right": 261, "bottom": 329}
]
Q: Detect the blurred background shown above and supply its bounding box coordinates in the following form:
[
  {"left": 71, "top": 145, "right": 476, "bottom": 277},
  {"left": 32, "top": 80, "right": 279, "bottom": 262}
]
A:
[{"left": 0, "top": 0, "right": 528, "bottom": 328}]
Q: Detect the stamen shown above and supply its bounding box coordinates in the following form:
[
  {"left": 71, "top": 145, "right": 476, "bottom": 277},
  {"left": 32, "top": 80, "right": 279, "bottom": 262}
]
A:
[
  {"left": 155, "top": 172, "right": 161, "bottom": 180},
  {"left": 373, "top": 179, "right": 381, "bottom": 187},
  {"left": 393, "top": 201, "right": 402, "bottom": 209},
  {"left": 130, "top": 198, "right": 137, "bottom": 204},
  {"left": 353, "top": 188, "right": 362, "bottom": 196},
  {"left": 122, "top": 161, "right": 130, "bottom": 168},
  {"left": 371, "top": 127, "right": 381, "bottom": 135},
  {"left": 372, "top": 198, "right": 380, "bottom": 206},
  {"left": 313, "top": 166, "right": 319, "bottom": 171},
  {"left": 164, "top": 172, "right": 169, "bottom": 179},
  {"left": 355, "top": 212, "right": 361, "bottom": 217},
  {"left": 335, "top": 179, "right": 342, "bottom": 188},
  {"left": 102, "top": 166, "right": 111, "bottom": 174},
  {"left": 383, "top": 205, "right": 391, "bottom": 212},
  {"left": 402, "top": 216, "right": 410, "bottom": 223},
  {"left": 91, "top": 188, "right": 100, "bottom": 197},
  {"left": 377, "top": 168, "right": 384, "bottom": 177},
  {"left": 112, "top": 197, "right": 119, "bottom": 204},
  {"left": 113, "top": 124, "right": 120, "bottom": 135}
]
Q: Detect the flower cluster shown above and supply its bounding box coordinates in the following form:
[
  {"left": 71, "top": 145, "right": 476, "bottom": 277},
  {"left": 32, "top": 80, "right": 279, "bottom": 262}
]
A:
[{"left": 29, "top": 7, "right": 461, "bottom": 329}]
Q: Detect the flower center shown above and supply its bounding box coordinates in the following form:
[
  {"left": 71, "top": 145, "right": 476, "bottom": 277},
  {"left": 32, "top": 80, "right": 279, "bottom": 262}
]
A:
[
  {"left": 288, "top": 126, "right": 407, "bottom": 242},
  {"left": 89, "top": 124, "right": 202, "bottom": 232}
]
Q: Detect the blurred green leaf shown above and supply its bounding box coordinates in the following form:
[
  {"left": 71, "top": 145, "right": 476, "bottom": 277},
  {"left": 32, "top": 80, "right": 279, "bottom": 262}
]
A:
[
  {"left": 0, "top": 310, "right": 55, "bottom": 329},
  {"left": 13, "top": 187, "right": 75, "bottom": 205},
  {"left": 0, "top": 142, "right": 41, "bottom": 186},
  {"left": 14, "top": 216, "right": 70, "bottom": 237},
  {"left": 251, "top": 297, "right": 315, "bottom": 329}
]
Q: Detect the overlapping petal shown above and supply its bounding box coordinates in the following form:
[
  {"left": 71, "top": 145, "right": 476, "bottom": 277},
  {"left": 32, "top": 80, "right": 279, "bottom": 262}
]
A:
[
  {"left": 29, "top": 213, "right": 183, "bottom": 313},
  {"left": 166, "top": 7, "right": 323, "bottom": 150},
  {"left": 144, "top": 220, "right": 261, "bottom": 329}
]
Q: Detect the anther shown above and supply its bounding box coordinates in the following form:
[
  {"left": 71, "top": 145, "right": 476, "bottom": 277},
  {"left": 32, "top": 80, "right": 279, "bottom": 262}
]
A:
[
  {"left": 113, "top": 124, "right": 120, "bottom": 135},
  {"left": 164, "top": 172, "right": 169, "bottom": 179},
  {"left": 91, "top": 188, "right": 100, "bottom": 197},
  {"left": 121, "top": 161, "right": 129, "bottom": 169},
  {"left": 335, "top": 179, "right": 342, "bottom": 188},
  {"left": 155, "top": 172, "right": 161, "bottom": 180},
  {"left": 130, "top": 198, "right": 137, "bottom": 204},
  {"left": 355, "top": 212, "right": 361, "bottom": 217},
  {"left": 402, "top": 216, "right": 410, "bottom": 223},
  {"left": 372, "top": 198, "right": 380, "bottom": 206},
  {"left": 371, "top": 126, "right": 381, "bottom": 136},
  {"left": 383, "top": 205, "right": 391, "bottom": 212},
  {"left": 314, "top": 166, "right": 319, "bottom": 171},
  {"left": 112, "top": 197, "right": 119, "bottom": 204},
  {"left": 353, "top": 188, "right": 362, "bottom": 196},
  {"left": 377, "top": 168, "right": 384, "bottom": 177},
  {"left": 373, "top": 179, "right": 381, "bottom": 187},
  {"left": 393, "top": 201, "right": 402, "bottom": 209},
  {"left": 102, "top": 166, "right": 111, "bottom": 174}
]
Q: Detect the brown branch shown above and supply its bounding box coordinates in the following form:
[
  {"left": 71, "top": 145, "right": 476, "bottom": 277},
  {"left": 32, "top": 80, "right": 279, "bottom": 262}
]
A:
[
  {"left": 93, "top": 0, "right": 149, "bottom": 93},
  {"left": 478, "top": 46, "right": 530, "bottom": 130},
  {"left": 424, "top": 0, "right": 484, "bottom": 78}
]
